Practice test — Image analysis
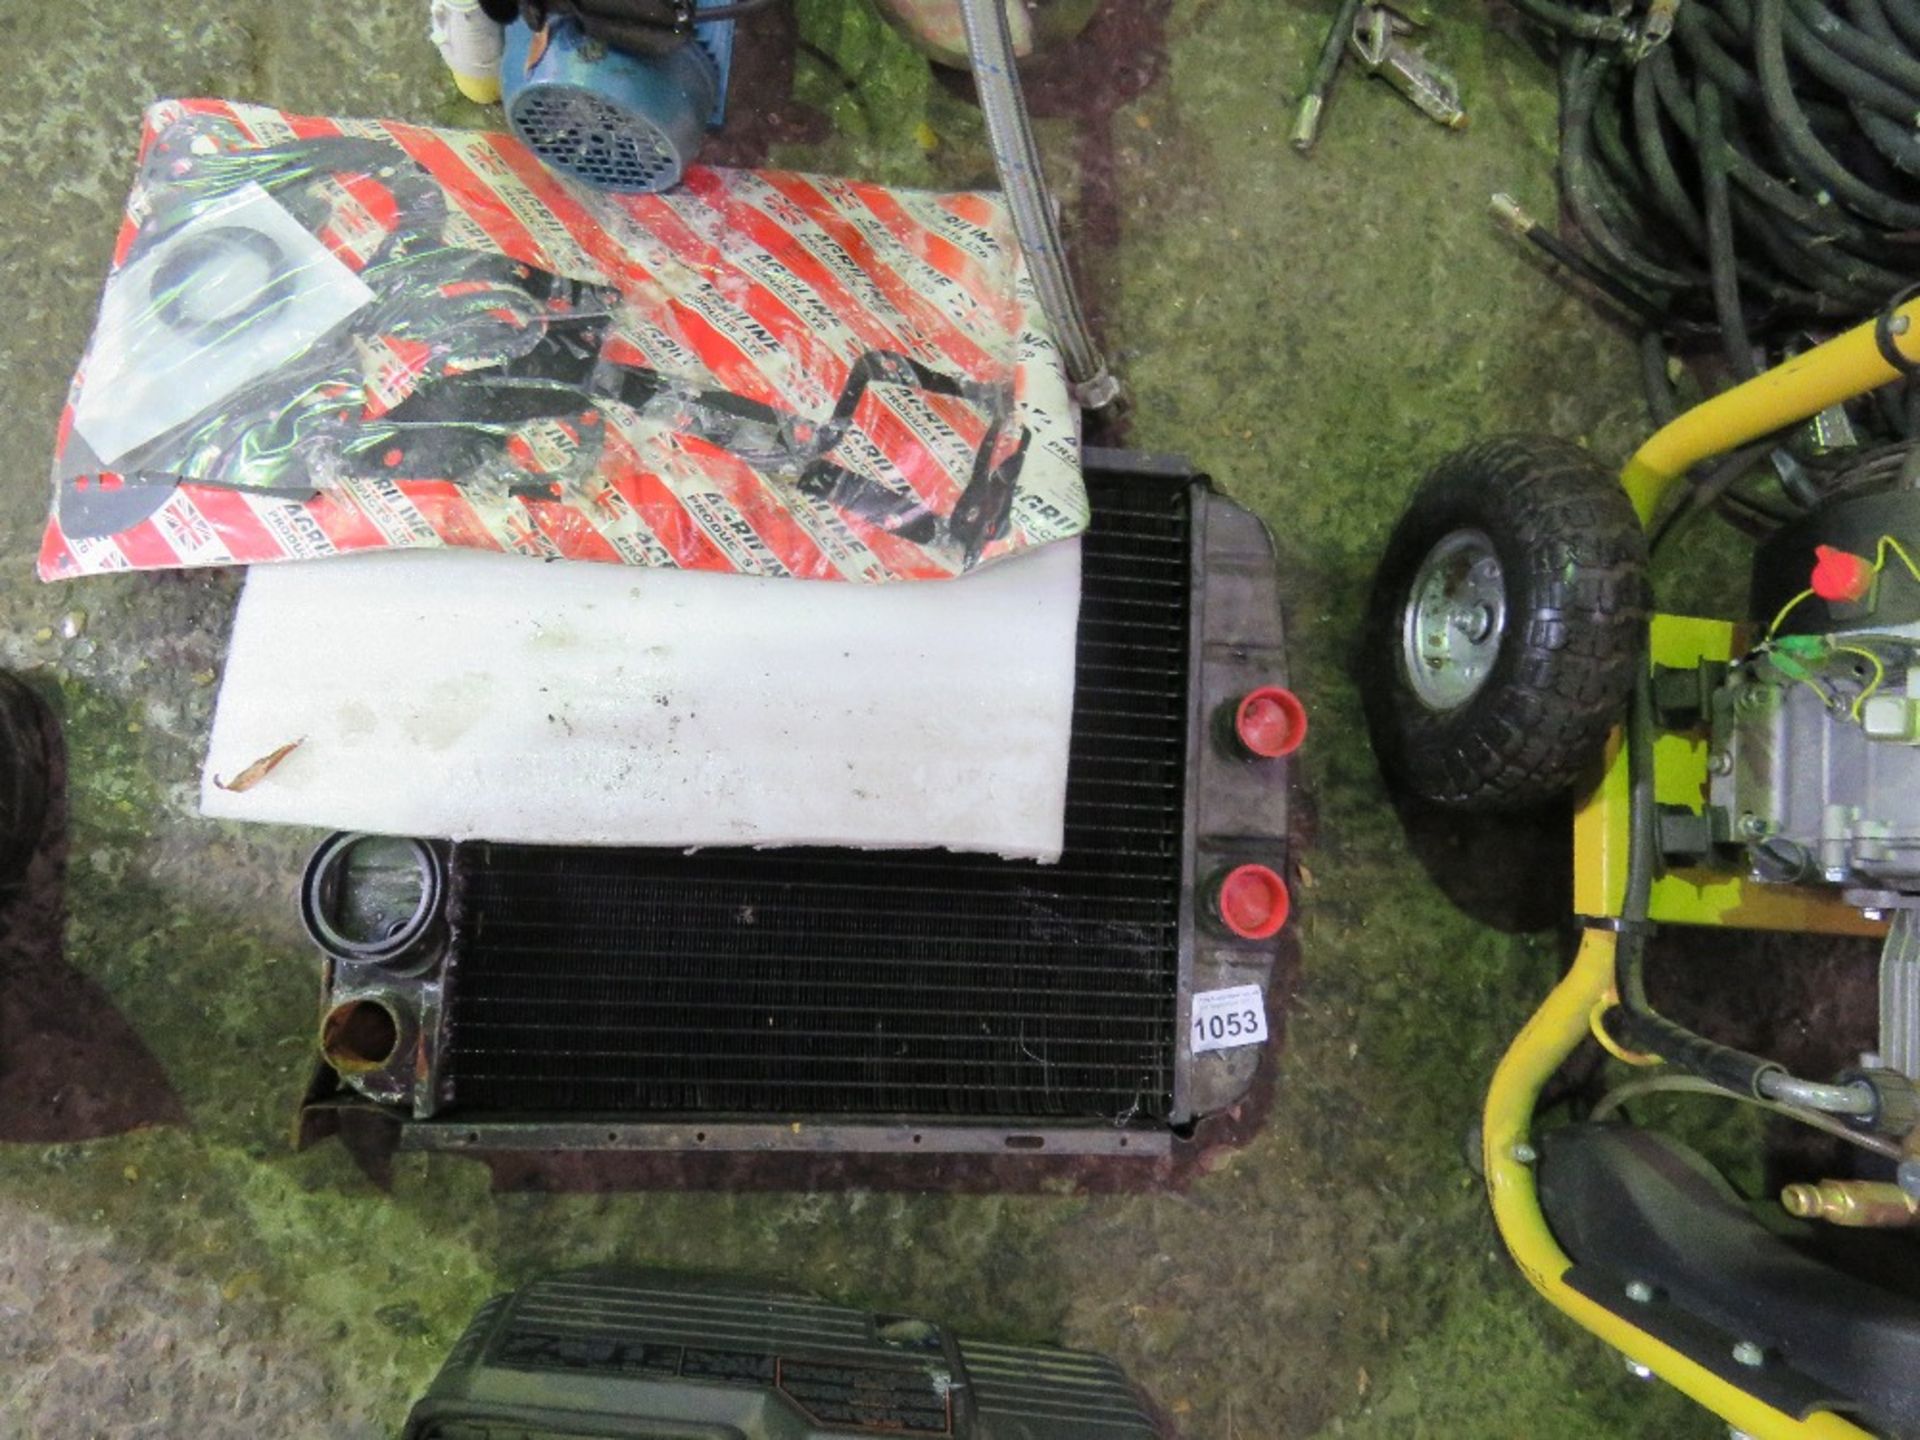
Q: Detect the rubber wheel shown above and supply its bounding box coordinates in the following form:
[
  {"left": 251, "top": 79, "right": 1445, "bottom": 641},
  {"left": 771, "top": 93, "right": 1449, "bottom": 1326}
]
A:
[{"left": 1362, "top": 436, "right": 1649, "bottom": 810}]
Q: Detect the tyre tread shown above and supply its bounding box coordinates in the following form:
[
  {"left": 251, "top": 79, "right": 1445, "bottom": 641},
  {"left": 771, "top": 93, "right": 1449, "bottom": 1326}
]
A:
[{"left": 1363, "top": 436, "right": 1649, "bottom": 810}]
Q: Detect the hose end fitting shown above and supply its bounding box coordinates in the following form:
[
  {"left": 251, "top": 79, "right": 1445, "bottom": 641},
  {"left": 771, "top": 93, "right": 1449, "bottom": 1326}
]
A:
[
  {"left": 1781, "top": 1179, "right": 1920, "bottom": 1227},
  {"left": 1071, "top": 369, "right": 1124, "bottom": 412},
  {"left": 1290, "top": 95, "right": 1325, "bottom": 154},
  {"left": 1490, "top": 192, "right": 1534, "bottom": 238}
]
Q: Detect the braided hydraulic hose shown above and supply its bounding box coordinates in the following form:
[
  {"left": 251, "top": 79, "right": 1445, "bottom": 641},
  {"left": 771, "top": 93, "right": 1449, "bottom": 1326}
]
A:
[{"left": 957, "top": 0, "right": 1119, "bottom": 410}]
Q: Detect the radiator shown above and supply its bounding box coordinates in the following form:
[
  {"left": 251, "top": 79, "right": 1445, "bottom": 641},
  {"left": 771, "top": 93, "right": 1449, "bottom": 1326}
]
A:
[{"left": 299, "top": 450, "right": 1296, "bottom": 1157}]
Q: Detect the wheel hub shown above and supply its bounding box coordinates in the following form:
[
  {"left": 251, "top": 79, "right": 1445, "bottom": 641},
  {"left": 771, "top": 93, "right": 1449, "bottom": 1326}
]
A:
[{"left": 1402, "top": 529, "right": 1506, "bottom": 710}]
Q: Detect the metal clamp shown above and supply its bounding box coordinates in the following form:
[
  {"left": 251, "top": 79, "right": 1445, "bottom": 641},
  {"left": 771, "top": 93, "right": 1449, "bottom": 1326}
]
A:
[{"left": 1874, "top": 283, "right": 1920, "bottom": 377}]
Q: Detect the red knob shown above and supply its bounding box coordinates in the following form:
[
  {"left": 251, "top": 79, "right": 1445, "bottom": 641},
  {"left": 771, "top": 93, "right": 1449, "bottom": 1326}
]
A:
[
  {"left": 1234, "top": 686, "right": 1307, "bottom": 759},
  {"left": 1810, "top": 545, "right": 1874, "bottom": 604},
  {"left": 1215, "top": 863, "right": 1290, "bottom": 940}
]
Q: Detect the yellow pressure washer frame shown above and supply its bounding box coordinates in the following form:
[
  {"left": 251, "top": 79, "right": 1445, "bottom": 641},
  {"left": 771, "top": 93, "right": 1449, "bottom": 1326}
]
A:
[{"left": 1482, "top": 302, "right": 1920, "bottom": 1440}]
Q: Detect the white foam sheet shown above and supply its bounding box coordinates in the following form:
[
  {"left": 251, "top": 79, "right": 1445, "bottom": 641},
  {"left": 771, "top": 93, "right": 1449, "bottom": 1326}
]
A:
[{"left": 200, "top": 542, "right": 1082, "bottom": 859}]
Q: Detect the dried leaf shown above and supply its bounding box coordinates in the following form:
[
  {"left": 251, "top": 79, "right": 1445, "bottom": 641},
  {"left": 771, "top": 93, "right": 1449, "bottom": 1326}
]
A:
[{"left": 215, "top": 738, "right": 305, "bottom": 793}]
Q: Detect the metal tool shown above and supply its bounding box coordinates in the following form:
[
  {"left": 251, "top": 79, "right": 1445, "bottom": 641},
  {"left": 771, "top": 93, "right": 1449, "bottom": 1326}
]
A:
[
  {"left": 1348, "top": 4, "right": 1467, "bottom": 131},
  {"left": 1292, "top": 0, "right": 1465, "bottom": 153}
]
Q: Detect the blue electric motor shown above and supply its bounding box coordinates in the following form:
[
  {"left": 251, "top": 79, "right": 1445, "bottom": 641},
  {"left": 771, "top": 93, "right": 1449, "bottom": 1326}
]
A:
[{"left": 501, "top": 13, "right": 734, "bottom": 194}]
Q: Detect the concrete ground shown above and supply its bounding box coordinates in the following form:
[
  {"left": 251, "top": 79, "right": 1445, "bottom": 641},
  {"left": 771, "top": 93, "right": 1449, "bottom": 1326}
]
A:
[{"left": 0, "top": 0, "right": 1731, "bottom": 1435}]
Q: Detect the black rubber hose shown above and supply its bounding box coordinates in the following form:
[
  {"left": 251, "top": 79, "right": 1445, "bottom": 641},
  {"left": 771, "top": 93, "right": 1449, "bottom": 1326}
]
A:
[
  {"left": 1648, "top": 50, "right": 1886, "bottom": 307},
  {"left": 1699, "top": 80, "right": 1760, "bottom": 375},
  {"left": 1858, "top": 105, "right": 1920, "bottom": 178},
  {"left": 1848, "top": 0, "right": 1900, "bottom": 43},
  {"left": 1734, "top": 194, "right": 1899, "bottom": 307},
  {"left": 1639, "top": 328, "right": 1682, "bottom": 424},
  {"left": 1307, "top": 0, "right": 1364, "bottom": 107},
  {"left": 1648, "top": 46, "right": 1878, "bottom": 252},
  {"left": 1515, "top": 0, "right": 1920, "bottom": 379},
  {"left": 1519, "top": 216, "right": 1677, "bottom": 327},
  {"left": 1777, "top": 0, "right": 1920, "bottom": 123},
  {"left": 1690, "top": 0, "right": 1860, "bottom": 129},
  {"left": 1676, "top": 1, "right": 1765, "bottom": 104},
  {"left": 1873, "top": 0, "right": 1920, "bottom": 51},
  {"left": 1755, "top": 0, "right": 1920, "bottom": 227},
  {"left": 1649, "top": 53, "right": 1885, "bottom": 313},
  {"left": 1640, "top": 65, "right": 1840, "bottom": 318},
  {"left": 1650, "top": 441, "right": 1776, "bottom": 549},
  {"left": 1633, "top": 61, "right": 1710, "bottom": 251},
  {"left": 1602, "top": 662, "right": 1787, "bottom": 1098},
  {"left": 1717, "top": 135, "right": 1907, "bottom": 299},
  {"left": 1564, "top": 51, "right": 1703, "bottom": 289},
  {"left": 1591, "top": 61, "right": 1662, "bottom": 201},
  {"left": 1787, "top": 0, "right": 1920, "bottom": 100},
  {"left": 1645, "top": 23, "right": 1904, "bottom": 294},
  {"left": 1584, "top": 50, "right": 1654, "bottom": 197},
  {"left": 1513, "top": 0, "right": 1633, "bottom": 40},
  {"left": 1700, "top": 0, "right": 1897, "bottom": 166},
  {"left": 1606, "top": 945, "right": 1789, "bottom": 1094},
  {"left": 1592, "top": 102, "right": 1701, "bottom": 280}
]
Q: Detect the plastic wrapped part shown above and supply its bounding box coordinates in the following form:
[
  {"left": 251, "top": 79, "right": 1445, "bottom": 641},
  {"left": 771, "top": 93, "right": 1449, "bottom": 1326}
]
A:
[
  {"left": 44, "top": 99, "right": 1085, "bottom": 583},
  {"left": 199, "top": 538, "right": 1082, "bottom": 859},
  {"left": 71, "top": 183, "right": 375, "bottom": 467}
]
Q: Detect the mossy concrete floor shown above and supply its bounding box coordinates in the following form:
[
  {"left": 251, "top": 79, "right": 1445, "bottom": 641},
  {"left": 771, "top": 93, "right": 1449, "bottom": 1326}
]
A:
[{"left": 0, "top": 1, "right": 1728, "bottom": 1435}]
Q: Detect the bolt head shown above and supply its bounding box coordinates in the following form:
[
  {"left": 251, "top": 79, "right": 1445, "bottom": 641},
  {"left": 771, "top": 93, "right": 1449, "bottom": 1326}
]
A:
[
  {"left": 1625, "top": 1280, "right": 1656, "bottom": 1304},
  {"left": 1454, "top": 603, "right": 1495, "bottom": 643},
  {"left": 1511, "top": 1141, "right": 1538, "bottom": 1165},
  {"left": 1707, "top": 751, "right": 1732, "bottom": 776},
  {"left": 1625, "top": 1360, "right": 1654, "bottom": 1381},
  {"left": 1732, "top": 1340, "right": 1766, "bottom": 1368}
]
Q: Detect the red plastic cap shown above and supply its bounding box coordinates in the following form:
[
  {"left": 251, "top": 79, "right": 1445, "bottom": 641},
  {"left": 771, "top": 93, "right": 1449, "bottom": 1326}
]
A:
[
  {"left": 1234, "top": 686, "right": 1307, "bottom": 759},
  {"left": 1811, "top": 545, "right": 1874, "bottom": 603},
  {"left": 1217, "top": 864, "right": 1290, "bottom": 940}
]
